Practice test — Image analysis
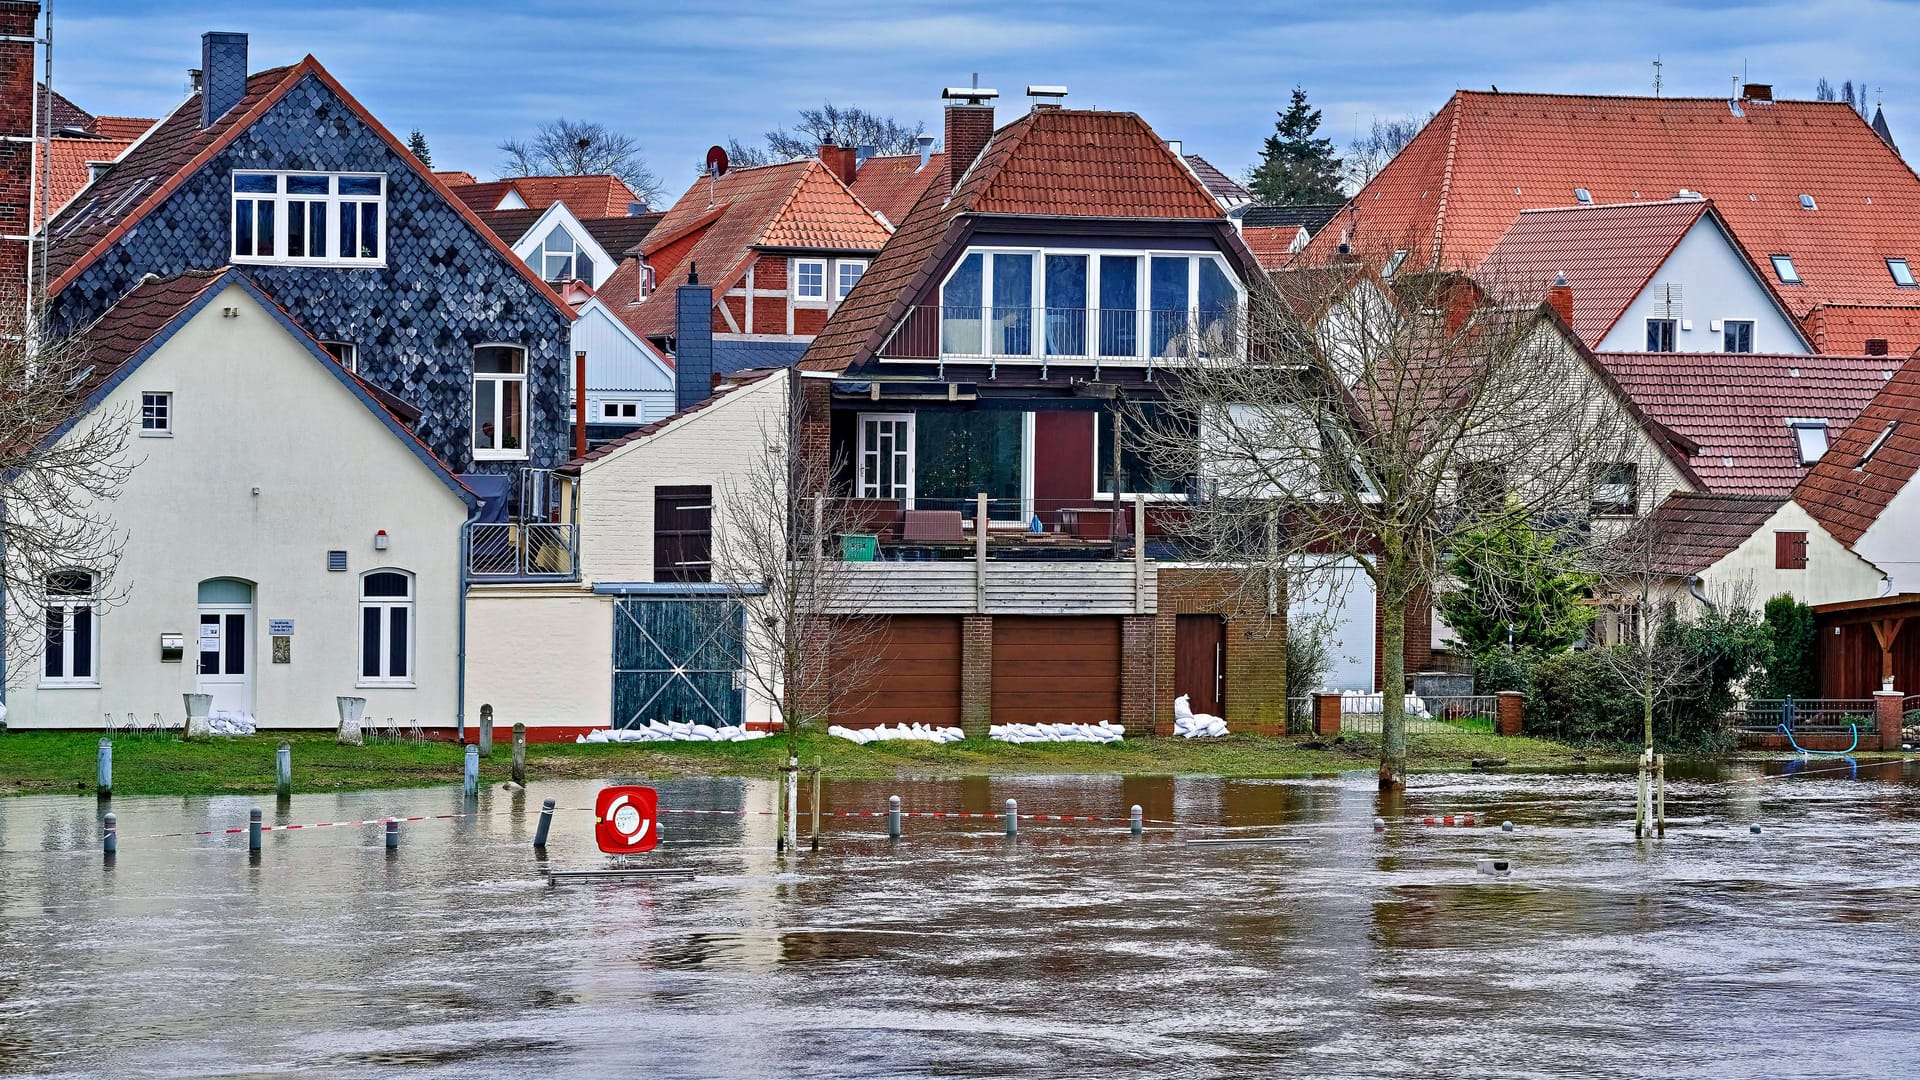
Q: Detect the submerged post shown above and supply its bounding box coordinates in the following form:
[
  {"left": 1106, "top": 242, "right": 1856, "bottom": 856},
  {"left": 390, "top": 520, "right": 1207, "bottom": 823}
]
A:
[
  {"left": 385, "top": 818, "right": 400, "bottom": 850},
  {"left": 534, "top": 798, "right": 555, "bottom": 850},
  {"left": 888, "top": 794, "right": 902, "bottom": 839},
  {"left": 103, "top": 812, "right": 117, "bottom": 857},
  {"left": 1656, "top": 754, "right": 1667, "bottom": 837},
  {"left": 96, "top": 739, "right": 112, "bottom": 799},
  {"left": 275, "top": 742, "right": 292, "bottom": 797},
  {"left": 479, "top": 704, "right": 495, "bottom": 758},
  {"left": 511, "top": 723, "right": 527, "bottom": 786},
  {"left": 1005, "top": 798, "right": 1018, "bottom": 837},
  {"left": 463, "top": 744, "right": 479, "bottom": 797},
  {"left": 248, "top": 807, "right": 263, "bottom": 852},
  {"left": 1130, "top": 804, "right": 1143, "bottom": 836},
  {"left": 810, "top": 757, "right": 822, "bottom": 852}
]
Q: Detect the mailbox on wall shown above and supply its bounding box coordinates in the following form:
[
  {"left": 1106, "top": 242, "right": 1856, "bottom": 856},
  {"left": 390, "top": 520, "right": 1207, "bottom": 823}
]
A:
[{"left": 158, "top": 633, "right": 184, "bottom": 663}]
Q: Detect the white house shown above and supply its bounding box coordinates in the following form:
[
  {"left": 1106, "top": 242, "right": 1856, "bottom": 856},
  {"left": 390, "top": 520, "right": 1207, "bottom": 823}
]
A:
[
  {"left": 1796, "top": 357, "right": 1920, "bottom": 593},
  {"left": 1478, "top": 197, "right": 1811, "bottom": 355},
  {"left": 5, "top": 270, "right": 475, "bottom": 729},
  {"left": 1622, "top": 493, "right": 1885, "bottom": 619},
  {"left": 464, "top": 366, "right": 791, "bottom": 735}
]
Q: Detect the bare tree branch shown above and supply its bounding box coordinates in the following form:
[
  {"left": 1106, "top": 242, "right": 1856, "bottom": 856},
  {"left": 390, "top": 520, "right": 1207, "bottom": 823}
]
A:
[{"left": 499, "top": 118, "right": 663, "bottom": 206}]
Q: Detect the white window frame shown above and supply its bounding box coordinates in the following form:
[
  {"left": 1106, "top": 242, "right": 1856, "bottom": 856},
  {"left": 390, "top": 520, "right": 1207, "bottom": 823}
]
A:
[
  {"left": 230, "top": 171, "right": 387, "bottom": 267},
  {"left": 836, "top": 259, "right": 867, "bottom": 301},
  {"left": 1722, "top": 319, "right": 1755, "bottom": 353},
  {"left": 41, "top": 570, "right": 100, "bottom": 688},
  {"left": 1788, "top": 419, "right": 1830, "bottom": 465},
  {"left": 1770, "top": 254, "right": 1801, "bottom": 284},
  {"left": 933, "top": 246, "right": 1244, "bottom": 364},
  {"left": 320, "top": 341, "right": 357, "bottom": 373},
  {"left": 140, "top": 391, "right": 172, "bottom": 437},
  {"left": 856, "top": 412, "right": 914, "bottom": 503},
  {"left": 472, "top": 344, "right": 529, "bottom": 461},
  {"left": 358, "top": 569, "right": 416, "bottom": 688},
  {"left": 1889, "top": 258, "right": 1916, "bottom": 288},
  {"left": 1645, "top": 318, "right": 1678, "bottom": 352},
  {"left": 793, "top": 258, "right": 827, "bottom": 303},
  {"left": 600, "top": 400, "right": 641, "bottom": 421},
  {"left": 539, "top": 225, "right": 593, "bottom": 284}
]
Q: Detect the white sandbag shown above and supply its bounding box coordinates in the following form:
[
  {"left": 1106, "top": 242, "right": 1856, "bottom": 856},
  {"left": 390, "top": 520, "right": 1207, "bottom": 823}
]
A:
[{"left": 1174, "top": 694, "right": 1195, "bottom": 721}]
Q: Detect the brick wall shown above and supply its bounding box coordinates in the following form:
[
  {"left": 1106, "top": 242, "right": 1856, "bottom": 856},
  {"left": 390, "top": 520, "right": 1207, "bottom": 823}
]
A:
[
  {"left": 1152, "top": 566, "right": 1288, "bottom": 736},
  {"left": 0, "top": 2, "right": 38, "bottom": 297},
  {"left": 960, "top": 615, "right": 992, "bottom": 736},
  {"left": 1120, "top": 616, "right": 1156, "bottom": 735},
  {"left": 944, "top": 105, "right": 995, "bottom": 192},
  {"left": 1374, "top": 584, "right": 1434, "bottom": 691},
  {"left": 797, "top": 375, "right": 832, "bottom": 486}
]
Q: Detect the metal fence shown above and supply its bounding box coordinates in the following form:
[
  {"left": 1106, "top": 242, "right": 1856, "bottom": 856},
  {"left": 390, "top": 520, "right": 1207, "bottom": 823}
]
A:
[
  {"left": 1728, "top": 698, "right": 1877, "bottom": 734},
  {"left": 1335, "top": 692, "right": 1495, "bottom": 735},
  {"left": 468, "top": 522, "right": 578, "bottom": 580}
]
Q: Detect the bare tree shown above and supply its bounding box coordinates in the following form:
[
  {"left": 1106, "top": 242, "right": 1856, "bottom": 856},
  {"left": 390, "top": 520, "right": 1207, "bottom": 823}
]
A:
[
  {"left": 727, "top": 103, "right": 931, "bottom": 168},
  {"left": 1345, "top": 113, "right": 1431, "bottom": 191},
  {"left": 1, "top": 299, "right": 136, "bottom": 691},
  {"left": 1131, "top": 261, "right": 1662, "bottom": 788},
  {"left": 499, "top": 118, "right": 663, "bottom": 206}
]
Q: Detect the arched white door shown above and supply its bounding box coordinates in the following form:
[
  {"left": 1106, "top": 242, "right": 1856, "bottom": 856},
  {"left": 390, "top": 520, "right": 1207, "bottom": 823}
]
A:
[{"left": 196, "top": 578, "right": 255, "bottom": 715}]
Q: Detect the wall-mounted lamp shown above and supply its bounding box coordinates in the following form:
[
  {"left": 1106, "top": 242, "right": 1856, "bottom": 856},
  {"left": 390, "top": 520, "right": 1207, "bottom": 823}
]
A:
[{"left": 374, "top": 529, "right": 390, "bottom": 551}]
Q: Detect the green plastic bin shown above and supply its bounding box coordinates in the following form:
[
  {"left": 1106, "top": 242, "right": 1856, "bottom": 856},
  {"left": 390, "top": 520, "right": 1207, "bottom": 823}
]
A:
[{"left": 840, "top": 533, "right": 879, "bottom": 562}]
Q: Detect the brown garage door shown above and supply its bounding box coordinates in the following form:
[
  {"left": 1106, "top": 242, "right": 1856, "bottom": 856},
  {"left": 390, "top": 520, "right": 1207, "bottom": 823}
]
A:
[
  {"left": 991, "top": 616, "right": 1122, "bottom": 725},
  {"left": 831, "top": 615, "right": 962, "bottom": 729}
]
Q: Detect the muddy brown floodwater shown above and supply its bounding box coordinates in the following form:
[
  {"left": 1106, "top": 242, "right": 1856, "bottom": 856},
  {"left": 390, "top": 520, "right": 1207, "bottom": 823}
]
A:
[{"left": 2, "top": 760, "right": 1918, "bottom": 1078}]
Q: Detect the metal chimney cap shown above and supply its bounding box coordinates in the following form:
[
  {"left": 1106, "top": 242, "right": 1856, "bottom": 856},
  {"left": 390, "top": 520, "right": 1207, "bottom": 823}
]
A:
[
  {"left": 1026, "top": 85, "right": 1069, "bottom": 97},
  {"left": 942, "top": 87, "right": 1000, "bottom": 102}
]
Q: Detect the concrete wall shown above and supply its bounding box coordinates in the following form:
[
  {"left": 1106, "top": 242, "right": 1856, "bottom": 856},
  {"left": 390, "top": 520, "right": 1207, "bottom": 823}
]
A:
[
  {"left": 1698, "top": 500, "right": 1885, "bottom": 608},
  {"left": 463, "top": 584, "right": 610, "bottom": 732},
  {"left": 1597, "top": 215, "right": 1808, "bottom": 354},
  {"left": 7, "top": 283, "right": 469, "bottom": 728}
]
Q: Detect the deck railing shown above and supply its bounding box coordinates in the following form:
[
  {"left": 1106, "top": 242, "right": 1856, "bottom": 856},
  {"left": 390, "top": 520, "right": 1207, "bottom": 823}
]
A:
[
  {"left": 877, "top": 305, "right": 1244, "bottom": 373},
  {"left": 467, "top": 521, "right": 578, "bottom": 580}
]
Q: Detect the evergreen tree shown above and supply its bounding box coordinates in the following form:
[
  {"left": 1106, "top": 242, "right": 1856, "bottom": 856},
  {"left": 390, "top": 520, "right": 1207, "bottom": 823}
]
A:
[
  {"left": 1248, "top": 87, "right": 1345, "bottom": 205},
  {"left": 1759, "top": 593, "right": 1818, "bottom": 699},
  {"left": 406, "top": 129, "right": 433, "bottom": 168},
  {"left": 1437, "top": 505, "right": 1597, "bottom": 656}
]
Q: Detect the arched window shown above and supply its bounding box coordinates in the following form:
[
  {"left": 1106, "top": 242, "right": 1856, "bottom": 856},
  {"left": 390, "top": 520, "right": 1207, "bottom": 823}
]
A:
[
  {"left": 472, "top": 345, "right": 527, "bottom": 459},
  {"left": 43, "top": 570, "right": 99, "bottom": 686},
  {"left": 359, "top": 570, "right": 414, "bottom": 686}
]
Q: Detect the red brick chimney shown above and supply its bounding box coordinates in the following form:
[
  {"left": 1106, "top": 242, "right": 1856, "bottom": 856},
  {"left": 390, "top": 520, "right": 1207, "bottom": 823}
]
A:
[
  {"left": 818, "top": 143, "right": 858, "bottom": 187},
  {"left": 1443, "top": 275, "right": 1480, "bottom": 336},
  {"left": 942, "top": 83, "right": 999, "bottom": 193},
  {"left": 1547, "top": 272, "right": 1574, "bottom": 326},
  {"left": 0, "top": 2, "right": 41, "bottom": 300}
]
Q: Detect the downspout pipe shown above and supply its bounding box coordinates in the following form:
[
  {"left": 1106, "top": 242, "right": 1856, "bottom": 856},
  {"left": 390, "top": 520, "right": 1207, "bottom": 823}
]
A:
[
  {"left": 1688, "top": 575, "right": 1715, "bottom": 613},
  {"left": 455, "top": 500, "right": 481, "bottom": 743}
]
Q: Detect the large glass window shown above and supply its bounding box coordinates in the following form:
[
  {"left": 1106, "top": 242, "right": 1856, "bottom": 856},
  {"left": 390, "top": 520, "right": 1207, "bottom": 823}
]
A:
[
  {"left": 42, "top": 571, "right": 98, "bottom": 686},
  {"left": 990, "top": 253, "right": 1033, "bottom": 355},
  {"left": 359, "top": 570, "right": 414, "bottom": 686},
  {"left": 1099, "top": 405, "right": 1188, "bottom": 495},
  {"left": 1149, "top": 256, "right": 1190, "bottom": 356},
  {"left": 915, "top": 411, "right": 1025, "bottom": 520},
  {"left": 1098, "top": 254, "right": 1139, "bottom": 357},
  {"left": 858, "top": 414, "right": 913, "bottom": 501},
  {"left": 1044, "top": 254, "right": 1088, "bottom": 356},
  {"left": 472, "top": 345, "right": 528, "bottom": 459},
  {"left": 231, "top": 172, "right": 385, "bottom": 264},
  {"left": 540, "top": 225, "right": 594, "bottom": 283},
  {"left": 941, "top": 252, "right": 984, "bottom": 355}
]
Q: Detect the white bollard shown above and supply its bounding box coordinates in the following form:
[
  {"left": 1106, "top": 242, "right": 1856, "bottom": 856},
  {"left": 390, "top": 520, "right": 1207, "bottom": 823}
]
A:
[
  {"left": 1005, "top": 798, "right": 1018, "bottom": 837},
  {"left": 463, "top": 744, "right": 479, "bottom": 797},
  {"left": 335, "top": 696, "right": 366, "bottom": 746},
  {"left": 888, "top": 795, "right": 902, "bottom": 839},
  {"left": 183, "top": 693, "right": 213, "bottom": 740}
]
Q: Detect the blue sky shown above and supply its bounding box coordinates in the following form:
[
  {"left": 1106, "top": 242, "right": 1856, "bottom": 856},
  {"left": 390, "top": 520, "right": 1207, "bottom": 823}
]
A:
[{"left": 51, "top": 0, "right": 1912, "bottom": 202}]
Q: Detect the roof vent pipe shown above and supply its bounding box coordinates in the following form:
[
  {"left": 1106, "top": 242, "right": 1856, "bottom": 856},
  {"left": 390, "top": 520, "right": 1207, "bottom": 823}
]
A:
[{"left": 915, "top": 134, "right": 935, "bottom": 171}]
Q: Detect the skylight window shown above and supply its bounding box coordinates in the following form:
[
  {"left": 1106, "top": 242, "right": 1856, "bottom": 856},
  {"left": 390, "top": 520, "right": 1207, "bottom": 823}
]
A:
[
  {"left": 1770, "top": 255, "right": 1801, "bottom": 284},
  {"left": 1860, "top": 421, "right": 1898, "bottom": 467},
  {"left": 1574, "top": 188, "right": 1592, "bottom": 204},
  {"left": 1789, "top": 420, "right": 1829, "bottom": 465},
  {"left": 1799, "top": 194, "right": 1817, "bottom": 210},
  {"left": 1889, "top": 258, "right": 1916, "bottom": 287},
  {"left": 1382, "top": 249, "right": 1409, "bottom": 278}
]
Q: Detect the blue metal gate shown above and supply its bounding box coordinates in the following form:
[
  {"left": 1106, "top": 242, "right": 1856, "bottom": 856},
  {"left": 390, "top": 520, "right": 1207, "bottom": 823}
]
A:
[{"left": 612, "top": 598, "right": 746, "bottom": 728}]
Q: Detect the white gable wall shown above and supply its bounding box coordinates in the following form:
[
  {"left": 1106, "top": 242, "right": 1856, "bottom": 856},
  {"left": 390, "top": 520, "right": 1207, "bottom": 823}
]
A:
[
  {"left": 7, "top": 283, "right": 470, "bottom": 729},
  {"left": 570, "top": 302, "right": 674, "bottom": 424},
  {"left": 1596, "top": 215, "right": 1809, "bottom": 354},
  {"left": 1853, "top": 480, "right": 1920, "bottom": 593},
  {"left": 1697, "top": 500, "right": 1884, "bottom": 609}
]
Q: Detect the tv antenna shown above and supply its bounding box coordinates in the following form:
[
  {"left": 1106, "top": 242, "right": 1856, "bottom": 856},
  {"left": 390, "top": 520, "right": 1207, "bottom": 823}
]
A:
[{"left": 1652, "top": 55, "right": 1663, "bottom": 97}]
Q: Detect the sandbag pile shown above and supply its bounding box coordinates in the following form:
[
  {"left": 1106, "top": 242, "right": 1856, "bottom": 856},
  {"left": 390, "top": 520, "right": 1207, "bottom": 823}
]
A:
[
  {"left": 989, "top": 721, "right": 1125, "bottom": 744},
  {"left": 1172, "top": 694, "right": 1228, "bottom": 738},
  {"left": 205, "top": 710, "right": 257, "bottom": 736},
  {"left": 828, "top": 723, "right": 965, "bottom": 744},
  {"left": 575, "top": 721, "right": 771, "bottom": 743}
]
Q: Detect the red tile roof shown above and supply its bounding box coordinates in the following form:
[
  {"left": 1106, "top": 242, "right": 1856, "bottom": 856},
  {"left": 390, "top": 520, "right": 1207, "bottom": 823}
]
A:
[
  {"left": 91, "top": 116, "right": 156, "bottom": 141},
  {"left": 503, "top": 175, "right": 643, "bottom": 217},
  {"left": 41, "top": 58, "right": 574, "bottom": 321},
  {"left": 1600, "top": 351, "right": 1893, "bottom": 496},
  {"left": 1242, "top": 224, "right": 1305, "bottom": 270},
  {"left": 36, "top": 135, "right": 138, "bottom": 225},
  {"left": 433, "top": 169, "right": 478, "bottom": 187},
  {"left": 1476, "top": 198, "right": 1741, "bottom": 348},
  {"left": 1621, "top": 492, "right": 1786, "bottom": 576},
  {"left": 624, "top": 159, "right": 891, "bottom": 339},
  {"left": 1803, "top": 304, "right": 1920, "bottom": 356},
  {"left": 801, "top": 109, "right": 1227, "bottom": 373},
  {"left": 1309, "top": 90, "right": 1920, "bottom": 323},
  {"left": 1793, "top": 356, "right": 1920, "bottom": 548},
  {"left": 849, "top": 151, "right": 946, "bottom": 227},
  {"left": 448, "top": 179, "right": 520, "bottom": 212},
  {"left": 78, "top": 269, "right": 229, "bottom": 370}
]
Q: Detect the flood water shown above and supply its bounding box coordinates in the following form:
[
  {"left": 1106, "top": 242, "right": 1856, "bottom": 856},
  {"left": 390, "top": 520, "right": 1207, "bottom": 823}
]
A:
[{"left": 2, "top": 759, "right": 1919, "bottom": 1078}]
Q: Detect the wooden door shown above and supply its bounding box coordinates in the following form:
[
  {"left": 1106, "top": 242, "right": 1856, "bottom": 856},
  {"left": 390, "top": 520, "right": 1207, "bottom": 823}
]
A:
[{"left": 1176, "top": 614, "right": 1225, "bottom": 717}]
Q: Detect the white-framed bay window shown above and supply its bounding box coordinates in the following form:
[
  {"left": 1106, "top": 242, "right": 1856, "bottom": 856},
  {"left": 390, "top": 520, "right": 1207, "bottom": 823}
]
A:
[
  {"left": 42, "top": 570, "right": 99, "bottom": 687},
  {"left": 359, "top": 569, "right": 415, "bottom": 687},
  {"left": 231, "top": 171, "right": 386, "bottom": 265},
  {"left": 472, "top": 345, "right": 528, "bottom": 459},
  {"left": 936, "top": 247, "right": 1242, "bottom": 362},
  {"left": 857, "top": 413, "right": 913, "bottom": 501}
]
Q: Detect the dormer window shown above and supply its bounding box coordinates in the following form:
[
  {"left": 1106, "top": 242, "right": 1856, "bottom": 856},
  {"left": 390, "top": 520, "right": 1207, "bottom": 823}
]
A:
[
  {"left": 232, "top": 171, "right": 385, "bottom": 265},
  {"left": 1788, "top": 420, "right": 1829, "bottom": 464},
  {"left": 1383, "top": 249, "right": 1409, "bottom": 278},
  {"left": 539, "top": 225, "right": 594, "bottom": 284},
  {"left": 1770, "top": 254, "right": 1801, "bottom": 284},
  {"left": 1889, "top": 258, "right": 1916, "bottom": 287}
]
